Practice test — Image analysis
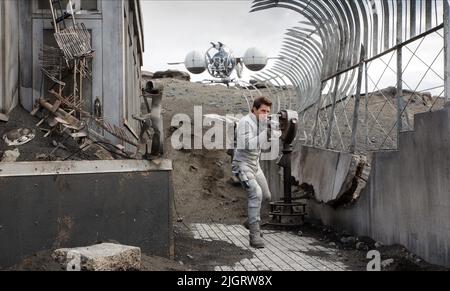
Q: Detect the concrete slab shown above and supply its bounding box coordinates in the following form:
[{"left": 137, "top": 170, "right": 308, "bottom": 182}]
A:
[
  {"left": 53, "top": 243, "right": 141, "bottom": 271},
  {"left": 291, "top": 146, "right": 361, "bottom": 204}
]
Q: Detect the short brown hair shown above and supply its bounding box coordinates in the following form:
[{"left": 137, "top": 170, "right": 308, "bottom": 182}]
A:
[{"left": 252, "top": 96, "right": 272, "bottom": 110}]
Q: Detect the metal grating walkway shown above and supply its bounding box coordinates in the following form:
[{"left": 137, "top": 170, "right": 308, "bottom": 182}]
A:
[{"left": 190, "top": 223, "right": 350, "bottom": 271}]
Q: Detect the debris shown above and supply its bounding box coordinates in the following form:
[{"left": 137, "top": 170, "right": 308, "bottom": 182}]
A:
[
  {"left": 177, "top": 217, "right": 184, "bottom": 223},
  {"left": 70, "top": 132, "right": 88, "bottom": 139},
  {"left": 3, "top": 128, "right": 36, "bottom": 146},
  {"left": 52, "top": 243, "right": 141, "bottom": 271},
  {"left": 52, "top": 140, "right": 68, "bottom": 151},
  {"left": 374, "top": 241, "right": 383, "bottom": 248},
  {"left": 329, "top": 242, "right": 337, "bottom": 247},
  {"left": 36, "top": 154, "right": 48, "bottom": 160},
  {"left": 186, "top": 254, "right": 194, "bottom": 260},
  {"left": 0, "top": 113, "right": 9, "bottom": 123},
  {"left": 381, "top": 258, "right": 395, "bottom": 269},
  {"left": 94, "top": 148, "right": 115, "bottom": 160},
  {"left": 38, "top": 98, "right": 85, "bottom": 131},
  {"left": 116, "top": 144, "right": 125, "bottom": 151},
  {"left": 356, "top": 242, "right": 368, "bottom": 251},
  {"left": 189, "top": 165, "right": 198, "bottom": 172},
  {"left": 341, "top": 230, "right": 351, "bottom": 236},
  {"left": 340, "top": 236, "right": 356, "bottom": 244},
  {"left": 297, "top": 231, "right": 303, "bottom": 236},
  {"left": 53, "top": 23, "right": 93, "bottom": 60},
  {"left": 1, "top": 149, "right": 20, "bottom": 162}
]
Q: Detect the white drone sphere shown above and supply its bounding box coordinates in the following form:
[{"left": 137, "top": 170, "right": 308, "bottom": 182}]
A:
[
  {"left": 243, "top": 47, "right": 268, "bottom": 71},
  {"left": 184, "top": 51, "right": 206, "bottom": 74}
]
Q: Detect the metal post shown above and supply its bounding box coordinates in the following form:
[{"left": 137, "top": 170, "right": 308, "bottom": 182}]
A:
[
  {"left": 312, "top": 81, "right": 324, "bottom": 147},
  {"left": 350, "top": 45, "right": 366, "bottom": 154},
  {"left": 425, "top": 0, "right": 432, "bottom": 31},
  {"left": 371, "top": 0, "right": 379, "bottom": 56},
  {"left": 383, "top": 0, "right": 390, "bottom": 51},
  {"left": 282, "top": 143, "right": 292, "bottom": 205},
  {"left": 365, "top": 61, "right": 369, "bottom": 148},
  {"left": 410, "top": 0, "right": 417, "bottom": 38},
  {"left": 0, "top": 1, "right": 3, "bottom": 110},
  {"left": 325, "top": 74, "right": 341, "bottom": 149},
  {"left": 445, "top": 0, "right": 450, "bottom": 102},
  {"left": 396, "top": 0, "right": 403, "bottom": 147}
]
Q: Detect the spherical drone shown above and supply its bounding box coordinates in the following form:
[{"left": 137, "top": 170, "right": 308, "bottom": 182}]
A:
[
  {"left": 205, "top": 42, "right": 236, "bottom": 79},
  {"left": 243, "top": 47, "right": 268, "bottom": 72},
  {"left": 184, "top": 51, "right": 206, "bottom": 74},
  {"left": 169, "top": 42, "right": 275, "bottom": 85}
]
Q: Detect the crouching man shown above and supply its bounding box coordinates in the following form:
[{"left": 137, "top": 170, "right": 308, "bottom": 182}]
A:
[{"left": 232, "top": 96, "right": 273, "bottom": 249}]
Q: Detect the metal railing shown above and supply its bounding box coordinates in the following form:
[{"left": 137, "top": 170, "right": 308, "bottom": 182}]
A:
[{"left": 250, "top": 0, "right": 448, "bottom": 154}]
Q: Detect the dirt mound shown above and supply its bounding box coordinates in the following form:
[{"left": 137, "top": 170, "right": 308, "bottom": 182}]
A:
[
  {"left": 152, "top": 70, "right": 191, "bottom": 81},
  {"left": 159, "top": 78, "right": 251, "bottom": 224}
]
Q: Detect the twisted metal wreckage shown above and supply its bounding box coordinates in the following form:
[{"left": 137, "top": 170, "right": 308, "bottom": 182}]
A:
[
  {"left": 34, "top": 0, "right": 161, "bottom": 160},
  {"left": 248, "top": 0, "right": 448, "bottom": 154}
]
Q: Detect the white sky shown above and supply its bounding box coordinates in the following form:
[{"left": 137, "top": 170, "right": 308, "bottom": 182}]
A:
[{"left": 140, "top": 0, "right": 301, "bottom": 82}]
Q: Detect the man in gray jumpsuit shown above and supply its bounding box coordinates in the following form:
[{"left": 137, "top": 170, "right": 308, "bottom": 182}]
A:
[{"left": 232, "top": 97, "right": 273, "bottom": 248}]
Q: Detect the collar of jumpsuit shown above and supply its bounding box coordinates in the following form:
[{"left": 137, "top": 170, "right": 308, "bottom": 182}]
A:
[
  {"left": 232, "top": 112, "right": 266, "bottom": 174},
  {"left": 249, "top": 112, "right": 259, "bottom": 125}
]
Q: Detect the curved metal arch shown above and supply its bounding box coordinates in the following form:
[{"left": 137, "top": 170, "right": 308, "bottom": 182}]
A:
[{"left": 249, "top": 0, "right": 442, "bottom": 115}]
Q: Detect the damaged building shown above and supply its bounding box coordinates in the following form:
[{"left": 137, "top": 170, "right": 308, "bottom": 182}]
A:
[
  {"left": 0, "top": 0, "right": 173, "bottom": 269},
  {"left": 1, "top": 0, "right": 145, "bottom": 144}
]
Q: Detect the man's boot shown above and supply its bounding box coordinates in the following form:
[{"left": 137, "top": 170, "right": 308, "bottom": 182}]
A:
[
  {"left": 243, "top": 219, "right": 263, "bottom": 237},
  {"left": 249, "top": 222, "right": 265, "bottom": 249}
]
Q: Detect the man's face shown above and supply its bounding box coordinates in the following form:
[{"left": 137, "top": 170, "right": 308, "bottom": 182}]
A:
[{"left": 253, "top": 104, "right": 271, "bottom": 122}]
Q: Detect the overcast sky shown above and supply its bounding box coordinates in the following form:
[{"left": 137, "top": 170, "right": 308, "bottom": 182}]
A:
[{"left": 140, "top": 0, "right": 302, "bottom": 82}]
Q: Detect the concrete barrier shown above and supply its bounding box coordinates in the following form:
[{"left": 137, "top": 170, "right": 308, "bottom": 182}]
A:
[
  {"left": 308, "top": 104, "right": 450, "bottom": 267},
  {"left": 262, "top": 104, "right": 450, "bottom": 267},
  {"left": 0, "top": 159, "right": 173, "bottom": 268},
  {"left": 291, "top": 146, "right": 362, "bottom": 205},
  {"left": 262, "top": 144, "right": 365, "bottom": 206}
]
